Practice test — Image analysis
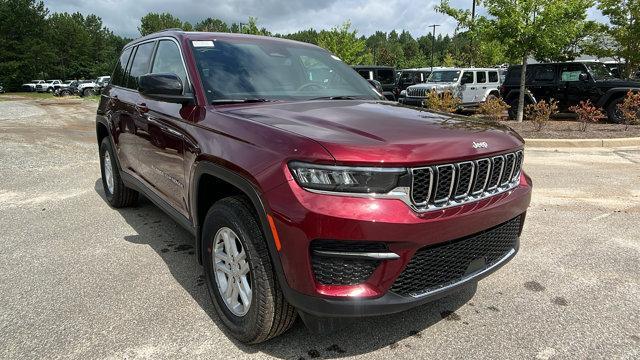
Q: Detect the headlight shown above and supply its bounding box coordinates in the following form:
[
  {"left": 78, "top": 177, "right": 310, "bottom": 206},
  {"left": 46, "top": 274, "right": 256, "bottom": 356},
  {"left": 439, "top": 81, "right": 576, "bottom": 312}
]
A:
[{"left": 289, "top": 162, "right": 406, "bottom": 194}]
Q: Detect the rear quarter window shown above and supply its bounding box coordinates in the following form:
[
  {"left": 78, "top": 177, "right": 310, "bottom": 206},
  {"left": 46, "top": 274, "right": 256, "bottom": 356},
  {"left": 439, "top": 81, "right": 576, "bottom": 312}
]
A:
[{"left": 111, "top": 47, "right": 133, "bottom": 87}]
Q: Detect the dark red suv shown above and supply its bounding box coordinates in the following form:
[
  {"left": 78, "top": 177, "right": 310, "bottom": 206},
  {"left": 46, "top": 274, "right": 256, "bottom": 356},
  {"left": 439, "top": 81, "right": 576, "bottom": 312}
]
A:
[{"left": 96, "top": 30, "right": 532, "bottom": 343}]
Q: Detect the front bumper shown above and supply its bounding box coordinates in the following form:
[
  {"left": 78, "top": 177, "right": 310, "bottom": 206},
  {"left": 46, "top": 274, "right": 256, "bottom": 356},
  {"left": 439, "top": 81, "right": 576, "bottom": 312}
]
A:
[
  {"left": 403, "top": 97, "right": 425, "bottom": 106},
  {"left": 265, "top": 170, "right": 532, "bottom": 317}
]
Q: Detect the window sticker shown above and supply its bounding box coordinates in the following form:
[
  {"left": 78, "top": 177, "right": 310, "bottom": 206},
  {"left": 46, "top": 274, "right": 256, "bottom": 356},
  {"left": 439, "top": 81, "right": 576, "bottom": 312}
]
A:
[{"left": 192, "top": 40, "right": 215, "bottom": 48}]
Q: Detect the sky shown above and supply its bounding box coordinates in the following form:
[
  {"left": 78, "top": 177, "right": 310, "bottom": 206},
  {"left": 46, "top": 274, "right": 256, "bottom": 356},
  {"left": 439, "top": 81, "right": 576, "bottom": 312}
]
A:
[{"left": 42, "top": 0, "right": 608, "bottom": 39}]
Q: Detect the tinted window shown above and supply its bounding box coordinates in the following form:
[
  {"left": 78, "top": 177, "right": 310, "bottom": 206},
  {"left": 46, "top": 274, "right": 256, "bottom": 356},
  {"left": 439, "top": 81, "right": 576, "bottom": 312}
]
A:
[
  {"left": 357, "top": 70, "right": 371, "bottom": 79},
  {"left": 534, "top": 65, "right": 555, "bottom": 82},
  {"left": 376, "top": 69, "right": 395, "bottom": 85},
  {"left": 151, "top": 40, "right": 188, "bottom": 92},
  {"left": 461, "top": 71, "right": 474, "bottom": 84},
  {"left": 476, "top": 71, "right": 487, "bottom": 83},
  {"left": 126, "top": 42, "right": 155, "bottom": 89},
  {"left": 488, "top": 71, "right": 499, "bottom": 83}
]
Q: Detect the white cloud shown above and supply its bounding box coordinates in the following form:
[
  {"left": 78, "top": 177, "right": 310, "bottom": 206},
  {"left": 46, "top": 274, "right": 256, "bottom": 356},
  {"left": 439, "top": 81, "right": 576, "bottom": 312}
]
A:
[{"left": 42, "top": 0, "right": 606, "bottom": 40}]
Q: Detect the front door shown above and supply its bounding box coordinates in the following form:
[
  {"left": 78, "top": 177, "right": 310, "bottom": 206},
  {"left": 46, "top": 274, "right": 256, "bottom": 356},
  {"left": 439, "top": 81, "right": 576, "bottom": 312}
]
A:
[
  {"left": 460, "top": 71, "right": 476, "bottom": 104},
  {"left": 559, "top": 63, "right": 592, "bottom": 110},
  {"left": 134, "top": 39, "right": 193, "bottom": 217}
]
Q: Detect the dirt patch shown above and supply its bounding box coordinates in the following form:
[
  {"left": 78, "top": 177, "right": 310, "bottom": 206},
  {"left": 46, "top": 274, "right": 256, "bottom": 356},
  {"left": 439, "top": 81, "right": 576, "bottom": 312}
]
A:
[{"left": 500, "top": 119, "right": 640, "bottom": 139}]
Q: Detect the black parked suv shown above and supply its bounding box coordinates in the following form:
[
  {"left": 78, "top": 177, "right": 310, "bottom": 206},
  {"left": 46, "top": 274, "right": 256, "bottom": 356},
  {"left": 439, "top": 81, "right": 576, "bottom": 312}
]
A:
[
  {"left": 501, "top": 61, "right": 640, "bottom": 123},
  {"left": 396, "top": 68, "right": 431, "bottom": 99},
  {"left": 353, "top": 65, "right": 397, "bottom": 100}
]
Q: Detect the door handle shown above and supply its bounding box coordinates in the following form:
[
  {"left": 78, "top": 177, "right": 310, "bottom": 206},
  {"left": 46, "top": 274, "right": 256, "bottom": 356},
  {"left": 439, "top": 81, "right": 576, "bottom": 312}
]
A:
[{"left": 135, "top": 103, "right": 149, "bottom": 114}]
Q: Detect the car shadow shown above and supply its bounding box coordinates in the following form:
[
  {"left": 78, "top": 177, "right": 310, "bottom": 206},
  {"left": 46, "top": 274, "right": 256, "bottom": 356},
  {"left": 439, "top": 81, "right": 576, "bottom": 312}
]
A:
[{"left": 94, "top": 179, "right": 477, "bottom": 359}]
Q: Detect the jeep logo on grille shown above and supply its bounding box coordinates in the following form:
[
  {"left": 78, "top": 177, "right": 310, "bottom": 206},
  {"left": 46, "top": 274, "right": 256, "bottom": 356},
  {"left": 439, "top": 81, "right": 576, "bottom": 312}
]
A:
[{"left": 472, "top": 141, "right": 489, "bottom": 149}]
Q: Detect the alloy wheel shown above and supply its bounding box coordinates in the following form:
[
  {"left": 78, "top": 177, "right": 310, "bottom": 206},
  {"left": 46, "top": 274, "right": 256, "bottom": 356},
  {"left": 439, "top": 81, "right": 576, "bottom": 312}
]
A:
[{"left": 213, "top": 227, "right": 252, "bottom": 316}]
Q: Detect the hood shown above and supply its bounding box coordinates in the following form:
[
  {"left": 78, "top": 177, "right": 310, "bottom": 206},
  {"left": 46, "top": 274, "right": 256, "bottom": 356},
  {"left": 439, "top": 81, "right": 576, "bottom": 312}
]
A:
[{"left": 222, "top": 101, "right": 523, "bottom": 165}]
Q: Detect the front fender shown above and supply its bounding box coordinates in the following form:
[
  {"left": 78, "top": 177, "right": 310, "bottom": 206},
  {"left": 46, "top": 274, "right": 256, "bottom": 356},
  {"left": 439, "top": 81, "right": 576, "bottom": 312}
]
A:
[{"left": 597, "top": 88, "right": 640, "bottom": 108}]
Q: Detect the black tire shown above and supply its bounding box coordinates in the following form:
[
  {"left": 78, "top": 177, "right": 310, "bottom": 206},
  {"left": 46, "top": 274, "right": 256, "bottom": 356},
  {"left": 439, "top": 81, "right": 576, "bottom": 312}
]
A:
[
  {"left": 202, "top": 196, "right": 296, "bottom": 343},
  {"left": 99, "top": 137, "right": 138, "bottom": 208},
  {"left": 606, "top": 97, "right": 624, "bottom": 124},
  {"left": 82, "top": 88, "right": 93, "bottom": 97}
]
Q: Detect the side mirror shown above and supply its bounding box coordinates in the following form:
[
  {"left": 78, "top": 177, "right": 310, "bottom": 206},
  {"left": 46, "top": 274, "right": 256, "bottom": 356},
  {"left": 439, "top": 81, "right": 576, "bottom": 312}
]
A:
[
  {"left": 139, "top": 73, "right": 193, "bottom": 104},
  {"left": 367, "top": 79, "right": 384, "bottom": 94},
  {"left": 579, "top": 73, "right": 589, "bottom": 82}
]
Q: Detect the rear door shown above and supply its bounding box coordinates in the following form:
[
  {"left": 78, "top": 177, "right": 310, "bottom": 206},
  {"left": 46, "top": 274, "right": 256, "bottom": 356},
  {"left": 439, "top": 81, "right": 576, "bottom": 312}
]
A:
[
  {"left": 106, "top": 46, "right": 136, "bottom": 171},
  {"left": 112, "top": 41, "right": 157, "bottom": 176},
  {"left": 134, "top": 39, "right": 194, "bottom": 216},
  {"left": 475, "top": 70, "right": 488, "bottom": 101},
  {"left": 530, "top": 64, "right": 557, "bottom": 103}
]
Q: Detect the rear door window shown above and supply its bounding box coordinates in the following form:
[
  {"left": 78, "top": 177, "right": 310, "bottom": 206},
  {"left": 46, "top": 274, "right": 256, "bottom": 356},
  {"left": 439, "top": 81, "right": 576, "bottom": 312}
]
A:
[
  {"left": 126, "top": 41, "right": 156, "bottom": 89},
  {"left": 376, "top": 69, "right": 395, "bottom": 85},
  {"left": 476, "top": 71, "right": 487, "bottom": 83},
  {"left": 534, "top": 65, "right": 556, "bottom": 83},
  {"left": 488, "top": 71, "right": 499, "bottom": 83}
]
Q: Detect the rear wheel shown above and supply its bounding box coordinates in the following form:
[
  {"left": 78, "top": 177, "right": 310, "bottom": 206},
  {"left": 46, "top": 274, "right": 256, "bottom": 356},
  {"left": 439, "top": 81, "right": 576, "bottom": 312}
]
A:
[
  {"left": 606, "top": 97, "right": 624, "bottom": 124},
  {"left": 99, "top": 137, "right": 138, "bottom": 208},
  {"left": 82, "top": 88, "right": 93, "bottom": 97},
  {"left": 202, "top": 196, "right": 296, "bottom": 343}
]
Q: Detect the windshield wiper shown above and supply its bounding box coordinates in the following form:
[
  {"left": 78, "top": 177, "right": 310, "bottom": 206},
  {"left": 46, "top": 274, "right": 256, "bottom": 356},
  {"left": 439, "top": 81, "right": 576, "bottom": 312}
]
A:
[
  {"left": 211, "top": 98, "right": 272, "bottom": 105},
  {"left": 308, "top": 96, "right": 363, "bottom": 100}
]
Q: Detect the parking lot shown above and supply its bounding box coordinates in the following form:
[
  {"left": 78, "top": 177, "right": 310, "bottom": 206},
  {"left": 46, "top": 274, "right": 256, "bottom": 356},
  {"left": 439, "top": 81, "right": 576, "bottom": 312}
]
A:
[{"left": 0, "top": 95, "right": 638, "bottom": 359}]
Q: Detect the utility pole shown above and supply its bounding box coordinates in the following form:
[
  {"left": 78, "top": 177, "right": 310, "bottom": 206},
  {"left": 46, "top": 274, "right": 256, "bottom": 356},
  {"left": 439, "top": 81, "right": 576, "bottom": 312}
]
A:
[
  {"left": 470, "top": 0, "right": 476, "bottom": 67},
  {"left": 428, "top": 24, "right": 440, "bottom": 71}
]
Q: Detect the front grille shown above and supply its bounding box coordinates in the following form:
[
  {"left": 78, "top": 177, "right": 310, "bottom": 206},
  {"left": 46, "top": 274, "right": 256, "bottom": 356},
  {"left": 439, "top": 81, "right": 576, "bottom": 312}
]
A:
[
  {"left": 410, "top": 150, "right": 523, "bottom": 211},
  {"left": 310, "top": 241, "right": 385, "bottom": 285},
  {"left": 390, "top": 216, "right": 521, "bottom": 297},
  {"left": 407, "top": 87, "right": 429, "bottom": 97}
]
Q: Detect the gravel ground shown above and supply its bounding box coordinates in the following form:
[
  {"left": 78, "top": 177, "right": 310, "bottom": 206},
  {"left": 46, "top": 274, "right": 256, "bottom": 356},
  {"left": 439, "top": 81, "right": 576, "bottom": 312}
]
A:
[{"left": 0, "top": 94, "right": 639, "bottom": 359}]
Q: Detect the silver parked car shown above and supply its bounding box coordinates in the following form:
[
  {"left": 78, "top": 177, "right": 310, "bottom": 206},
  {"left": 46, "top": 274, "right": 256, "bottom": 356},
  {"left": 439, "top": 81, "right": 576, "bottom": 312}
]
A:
[{"left": 402, "top": 68, "right": 502, "bottom": 110}]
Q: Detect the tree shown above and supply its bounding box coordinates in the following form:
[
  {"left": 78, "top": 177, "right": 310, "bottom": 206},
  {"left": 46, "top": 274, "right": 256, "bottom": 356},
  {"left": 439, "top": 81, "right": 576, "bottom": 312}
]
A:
[
  {"left": 597, "top": 0, "right": 640, "bottom": 78},
  {"left": 0, "top": 0, "right": 53, "bottom": 90},
  {"left": 317, "top": 21, "right": 372, "bottom": 65},
  {"left": 195, "top": 18, "right": 229, "bottom": 32},
  {"left": 138, "top": 12, "right": 192, "bottom": 36},
  {"left": 239, "top": 17, "right": 270, "bottom": 36},
  {"left": 438, "top": 0, "right": 593, "bottom": 122}
]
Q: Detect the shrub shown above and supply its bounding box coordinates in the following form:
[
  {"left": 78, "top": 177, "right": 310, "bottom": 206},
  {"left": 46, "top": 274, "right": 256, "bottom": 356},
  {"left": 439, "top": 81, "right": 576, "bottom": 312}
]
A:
[
  {"left": 478, "top": 96, "right": 510, "bottom": 122},
  {"left": 424, "top": 89, "right": 461, "bottom": 113},
  {"left": 618, "top": 91, "right": 640, "bottom": 131},
  {"left": 524, "top": 99, "right": 558, "bottom": 131},
  {"left": 569, "top": 100, "right": 605, "bottom": 132}
]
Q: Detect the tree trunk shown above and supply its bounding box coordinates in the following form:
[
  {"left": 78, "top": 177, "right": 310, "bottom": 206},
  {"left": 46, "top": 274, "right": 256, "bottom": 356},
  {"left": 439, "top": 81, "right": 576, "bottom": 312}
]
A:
[{"left": 516, "top": 54, "right": 529, "bottom": 123}]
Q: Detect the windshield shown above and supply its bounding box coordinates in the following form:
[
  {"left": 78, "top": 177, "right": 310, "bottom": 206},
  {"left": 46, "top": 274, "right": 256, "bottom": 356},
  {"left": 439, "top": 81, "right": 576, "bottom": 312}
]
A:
[
  {"left": 427, "top": 71, "right": 461, "bottom": 83},
  {"left": 585, "top": 62, "right": 614, "bottom": 80},
  {"left": 191, "top": 39, "right": 382, "bottom": 103}
]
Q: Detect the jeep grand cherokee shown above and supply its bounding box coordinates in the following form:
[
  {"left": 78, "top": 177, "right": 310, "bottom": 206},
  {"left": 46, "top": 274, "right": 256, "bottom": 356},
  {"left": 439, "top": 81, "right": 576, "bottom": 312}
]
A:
[{"left": 96, "top": 30, "right": 532, "bottom": 343}]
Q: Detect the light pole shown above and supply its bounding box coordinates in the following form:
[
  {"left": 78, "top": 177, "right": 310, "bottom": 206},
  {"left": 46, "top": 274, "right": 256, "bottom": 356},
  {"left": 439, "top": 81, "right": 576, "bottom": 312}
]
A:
[{"left": 428, "top": 24, "right": 440, "bottom": 71}]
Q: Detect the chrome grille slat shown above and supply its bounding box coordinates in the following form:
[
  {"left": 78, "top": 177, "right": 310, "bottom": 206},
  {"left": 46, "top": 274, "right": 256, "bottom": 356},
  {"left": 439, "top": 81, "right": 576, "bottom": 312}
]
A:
[{"left": 409, "top": 151, "right": 523, "bottom": 212}]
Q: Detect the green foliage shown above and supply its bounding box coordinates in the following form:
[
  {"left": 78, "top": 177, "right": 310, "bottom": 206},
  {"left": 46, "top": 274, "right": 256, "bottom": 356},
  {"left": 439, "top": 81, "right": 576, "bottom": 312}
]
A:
[
  {"left": 239, "top": 17, "right": 270, "bottom": 36},
  {"left": 597, "top": 0, "right": 640, "bottom": 78},
  {"left": 317, "top": 21, "right": 372, "bottom": 65},
  {"left": 194, "top": 18, "right": 230, "bottom": 32},
  {"left": 138, "top": 12, "right": 192, "bottom": 36}
]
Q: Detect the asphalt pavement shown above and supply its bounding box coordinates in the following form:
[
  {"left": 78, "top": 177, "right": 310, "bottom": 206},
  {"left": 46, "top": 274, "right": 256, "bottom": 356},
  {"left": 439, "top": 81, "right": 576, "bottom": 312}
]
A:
[{"left": 0, "top": 95, "right": 638, "bottom": 359}]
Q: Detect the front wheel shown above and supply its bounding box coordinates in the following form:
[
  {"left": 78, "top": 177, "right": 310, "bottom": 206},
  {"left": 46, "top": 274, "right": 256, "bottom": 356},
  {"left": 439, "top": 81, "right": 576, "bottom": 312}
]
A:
[
  {"left": 202, "top": 196, "right": 296, "bottom": 343},
  {"left": 606, "top": 97, "right": 624, "bottom": 124},
  {"left": 82, "top": 88, "right": 93, "bottom": 97}
]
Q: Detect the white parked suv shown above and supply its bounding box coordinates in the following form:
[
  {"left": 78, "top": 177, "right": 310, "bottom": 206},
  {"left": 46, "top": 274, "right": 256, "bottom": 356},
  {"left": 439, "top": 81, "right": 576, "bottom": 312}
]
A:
[
  {"left": 22, "top": 80, "right": 46, "bottom": 92},
  {"left": 78, "top": 76, "right": 111, "bottom": 97},
  {"left": 402, "top": 68, "right": 502, "bottom": 110},
  {"left": 36, "top": 80, "right": 63, "bottom": 93}
]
